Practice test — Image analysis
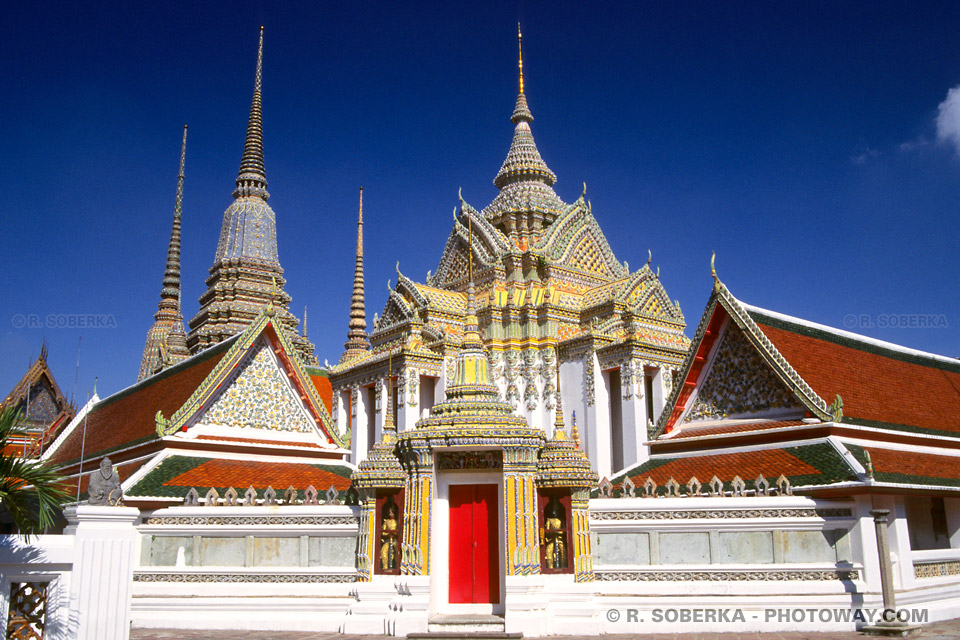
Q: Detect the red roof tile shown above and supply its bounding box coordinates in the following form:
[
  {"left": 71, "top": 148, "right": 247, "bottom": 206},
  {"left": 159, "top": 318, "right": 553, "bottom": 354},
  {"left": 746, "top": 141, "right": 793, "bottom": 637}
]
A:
[
  {"left": 627, "top": 448, "right": 822, "bottom": 487},
  {"left": 753, "top": 317, "right": 960, "bottom": 435},
  {"left": 50, "top": 344, "right": 229, "bottom": 467},
  {"left": 309, "top": 374, "right": 333, "bottom": 415},
  {"left": 861, "top": 446, "right": 960, "bottom": 484},
  {"left": 167, "top": 458, "right": 352, "bottom": 491}
]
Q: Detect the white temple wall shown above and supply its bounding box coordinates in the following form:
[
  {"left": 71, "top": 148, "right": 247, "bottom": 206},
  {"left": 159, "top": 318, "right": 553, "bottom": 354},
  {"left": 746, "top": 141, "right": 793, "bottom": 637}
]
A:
[
  {"left": 946, "top": 497, "right": 960, "bottom": 548},
  {"left": 131, "top": 505, "right": 359, "bottom": 632},
  {"left": 396, "top": 368, "right": 416, "bottom": 432},
  {"left": 559, "top": 359, "right": 585, "bottom": 443},
  {"left": 586, "top": 494, "right": 960, "bottom": 632},
  {"left": 587, "top": 353, "right": 612, "bottom": 479},
  {"left": 618, "top": 363, "right": 648, "bottom": 473}
]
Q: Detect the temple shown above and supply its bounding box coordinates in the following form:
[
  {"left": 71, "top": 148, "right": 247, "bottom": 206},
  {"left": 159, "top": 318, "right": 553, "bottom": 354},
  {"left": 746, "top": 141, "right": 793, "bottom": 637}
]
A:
[
  {"left": 1, "top": 342, "right": 74, "bottom": 458},
  {"left": 330, "top": 26, "right": 689, "bottom": 480},
  {"left": 186, "top": 27, "right": 316, "bottom": 365},
  {"left": 5, "top": 24, "right": 960, "bottom": 640},
  {"left": 138, "top": 125, "right": 191, "bottom": 381}
]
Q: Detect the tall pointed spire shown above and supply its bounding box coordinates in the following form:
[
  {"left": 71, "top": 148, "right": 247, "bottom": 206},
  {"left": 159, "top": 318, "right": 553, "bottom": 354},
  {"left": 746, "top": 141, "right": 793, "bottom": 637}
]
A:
[
  {"left": 187, "top": 27, "right": 316, "bottom": 365},
  {"left": 234, "top": 26, "right": 268, "bottom": 200},
  {"left": 492, "top": 26, "right": 557, "bottom": 193},
  {"left": 341, "top": 186, "right": 370, "bottom": 361},
  {"left": 138, "top": 125, "right": 191, "bottom": 381}
]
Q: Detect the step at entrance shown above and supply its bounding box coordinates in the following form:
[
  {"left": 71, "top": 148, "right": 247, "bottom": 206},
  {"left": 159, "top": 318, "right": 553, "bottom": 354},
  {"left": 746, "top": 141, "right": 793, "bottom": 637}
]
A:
[{"left": 408, "top": 614, "right": 521, "bottom": 639}]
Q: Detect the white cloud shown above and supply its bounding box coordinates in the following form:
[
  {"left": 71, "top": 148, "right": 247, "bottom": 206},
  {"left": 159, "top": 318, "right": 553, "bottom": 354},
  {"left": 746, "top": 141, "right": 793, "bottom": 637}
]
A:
[{"left": 935, "top": 85, "right": 960, "bottom": 154}]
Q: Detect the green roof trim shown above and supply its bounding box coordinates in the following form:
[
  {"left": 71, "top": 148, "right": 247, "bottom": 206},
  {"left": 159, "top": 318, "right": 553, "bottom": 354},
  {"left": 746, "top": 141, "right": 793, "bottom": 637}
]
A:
[
  {"left": 846, "top": 443, "right": 960, "bottom": 489},
  {"left": 126, "top": 455, "right": 355, "bottom": 499},
  {"left": 748, "top": 309, "right": 960, "bottom": 374},
  {"left": 597, "top": 442, "right": 856, "bottom": 498},
  {"left": 840, "top": 416, "right": 959, "bottom": 439}
]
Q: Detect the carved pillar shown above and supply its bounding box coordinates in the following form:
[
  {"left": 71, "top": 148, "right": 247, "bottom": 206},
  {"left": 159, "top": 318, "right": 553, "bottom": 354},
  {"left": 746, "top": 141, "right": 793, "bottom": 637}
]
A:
[
  {"left": 504, "top": 446, "right": 540, "bottom": 576},
  {"left": 401, "top": 450, "right": 432, "bottom": 576},
  {"left": 356, "top": 489, "right": 377, "bottom": 582},
  {"left": 570, "top": 488, "right": 594, "bottom": 583}
]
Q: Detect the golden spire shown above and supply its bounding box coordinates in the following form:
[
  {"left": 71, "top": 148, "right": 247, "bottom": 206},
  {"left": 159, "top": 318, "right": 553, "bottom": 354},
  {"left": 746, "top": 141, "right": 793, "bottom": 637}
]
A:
[{"left": 517, "top": 23, "right": 524, "bottom": 95}]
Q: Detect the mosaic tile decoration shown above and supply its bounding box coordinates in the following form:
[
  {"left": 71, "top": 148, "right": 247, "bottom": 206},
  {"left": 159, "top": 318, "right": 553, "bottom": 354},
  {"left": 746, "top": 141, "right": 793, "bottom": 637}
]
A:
[{"left": 203, "top": 338, "right": 314, "bottom": 432}]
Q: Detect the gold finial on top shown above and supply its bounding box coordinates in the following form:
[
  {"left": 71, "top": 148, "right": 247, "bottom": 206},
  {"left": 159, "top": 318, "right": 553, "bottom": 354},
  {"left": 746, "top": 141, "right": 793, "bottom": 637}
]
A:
[
  {"left": 710, "top": 251, "right": 717, "bottom": 280},
  {"left": 517, "top": 23, "right": 524, "bottom": 95}
]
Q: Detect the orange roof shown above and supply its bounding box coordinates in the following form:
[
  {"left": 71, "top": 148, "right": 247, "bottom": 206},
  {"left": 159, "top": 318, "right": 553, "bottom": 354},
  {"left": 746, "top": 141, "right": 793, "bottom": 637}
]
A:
[
  {"left": 612, "top": 442, "right": 857, "bottom": 496},
  {"left": 126, "top": 455, "right": 354, "bottom": 499},
  {"left": 851, "top": 445, "right": 960, "bottom": 486},
  {"left": 308, "top": 373, "right": 333, "bottom": 414},
  {"left": 752, "top": 311, "right": 960, "bottom": 435},
  {"left": 50, "top": 342, "right": 230, "bottom": 468}
]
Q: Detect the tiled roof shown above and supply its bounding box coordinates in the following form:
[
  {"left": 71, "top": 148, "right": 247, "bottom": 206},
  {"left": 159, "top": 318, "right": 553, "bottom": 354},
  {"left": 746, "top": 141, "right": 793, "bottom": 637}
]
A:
[
  {"left": 126, "top": 455, "right": 354, "bottom": 498},
  {"left": 750, "top": 310, "right": 960, "bottom": 436},
  {"left": 49, "top": 341, "right": 231, "bottom": 468},
  {"left": 667, "top": 420, "right": 808, "bottom": 440},
  {"left": 847, "top": 444, "right": 960, "bottom": 488},
  {"left": 609, "top": 443, "right": 856, "bottom": 496},
  {"left": 307, "top": 372, "right": 333, "bottom": 414}
]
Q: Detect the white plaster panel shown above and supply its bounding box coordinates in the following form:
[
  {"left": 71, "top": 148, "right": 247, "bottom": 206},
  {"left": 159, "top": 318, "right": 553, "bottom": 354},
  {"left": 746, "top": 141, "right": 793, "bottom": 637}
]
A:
[
  {"left": 716, "top": 531, "right": 774, "bottom": 564},
  {"left": 200, "top": 537, "right": 245, "bottom": 566},
  {"left": 251, "top": 537, "right": 300, "bottom": 567},
  {"left": 782, "top": 530, "right": 837, "bottom": 563},
  {"left": 591, "top": 532, "right": 650, "bottom": 565},
  {"left": 659, "top": 532, "right": 709, "bottom": 564}
]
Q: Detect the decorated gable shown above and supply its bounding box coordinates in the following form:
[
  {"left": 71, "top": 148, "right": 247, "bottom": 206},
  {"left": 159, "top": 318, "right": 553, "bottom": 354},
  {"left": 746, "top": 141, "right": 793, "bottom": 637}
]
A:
[
  {"left": 687, "top": 322, "right": 805, "bottom": 422},
  {"left": 198, "top": 337, "right": 316, "bottom": 433}
]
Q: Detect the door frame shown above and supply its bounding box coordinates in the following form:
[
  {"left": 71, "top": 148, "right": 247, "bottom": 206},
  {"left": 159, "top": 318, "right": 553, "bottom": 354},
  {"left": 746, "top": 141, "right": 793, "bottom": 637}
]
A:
[{"left": 431, "top": 469, "right": 505, "bottom": 616}]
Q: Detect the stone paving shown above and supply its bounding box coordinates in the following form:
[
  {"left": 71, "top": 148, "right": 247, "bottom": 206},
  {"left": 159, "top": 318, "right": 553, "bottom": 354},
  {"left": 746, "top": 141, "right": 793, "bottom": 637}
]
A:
[{"left": 130, "top": 617, "right": 960, "bottom": 640}]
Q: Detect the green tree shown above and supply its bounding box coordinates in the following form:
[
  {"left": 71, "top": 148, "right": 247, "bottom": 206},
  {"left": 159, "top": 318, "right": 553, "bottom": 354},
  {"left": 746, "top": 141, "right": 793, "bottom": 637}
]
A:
[{"left": 0, "top": 407, "right": 68, "bottom": 536}]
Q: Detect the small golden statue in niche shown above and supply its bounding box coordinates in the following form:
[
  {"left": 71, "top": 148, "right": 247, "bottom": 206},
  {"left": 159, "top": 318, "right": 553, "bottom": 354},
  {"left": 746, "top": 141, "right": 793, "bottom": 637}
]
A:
[
  {"left": 379, "top": 496, "right": 400, "bottom": 572},
  {"left": 542, "top": 496, "right": 567, "bottom": 570}
]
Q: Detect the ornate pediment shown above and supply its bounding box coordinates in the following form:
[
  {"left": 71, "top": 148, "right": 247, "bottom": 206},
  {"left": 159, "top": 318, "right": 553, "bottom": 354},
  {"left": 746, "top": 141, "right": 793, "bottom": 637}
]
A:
[
  {"left": 687, "top": 324, "right": 804, "bottom": 422},
  {"left": 199, "top": 337, "right": 316, "bottom": 433}
]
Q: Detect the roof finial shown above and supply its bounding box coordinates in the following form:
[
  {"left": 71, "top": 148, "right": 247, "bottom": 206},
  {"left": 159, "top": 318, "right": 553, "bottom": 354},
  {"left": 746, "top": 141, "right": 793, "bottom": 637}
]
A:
[
  {"left": 234, "top": 27, "right": 268, "bottom": 200},
  {"left": 384, "top": 355, "right": 396, "bottom": 434},
  {"left": 467, "top": 201, "right": 474, "bottom": 283},
  {"left": 571, "top": 409, "right": 581, "bottom": 450},
  {"left": 553, "top": 355, "right": 567, "bottom": 438},
  {"left": 517, "top": 23, "right": 524, "bottom": 95},
  {"left": 710, "top": 251, "right": 717, "bottom": 280},
  {"left": 342, "top": 186, "right": 370, "bottom": 359}
]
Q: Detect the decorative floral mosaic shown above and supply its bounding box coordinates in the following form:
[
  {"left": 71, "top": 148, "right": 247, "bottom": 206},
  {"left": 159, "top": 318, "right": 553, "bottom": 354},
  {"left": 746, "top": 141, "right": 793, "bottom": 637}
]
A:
[
  {"left": 202, "top": 339, "right": 314, "bottom": 433},
  {"left": 688, "top": 326, "right": 803, "bottom": 421}
]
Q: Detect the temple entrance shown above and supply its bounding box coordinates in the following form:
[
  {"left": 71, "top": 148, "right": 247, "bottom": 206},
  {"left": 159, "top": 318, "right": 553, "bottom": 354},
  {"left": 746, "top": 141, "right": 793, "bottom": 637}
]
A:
[{"left": 448, "top": 483, "right": 499, "bottom": 604}]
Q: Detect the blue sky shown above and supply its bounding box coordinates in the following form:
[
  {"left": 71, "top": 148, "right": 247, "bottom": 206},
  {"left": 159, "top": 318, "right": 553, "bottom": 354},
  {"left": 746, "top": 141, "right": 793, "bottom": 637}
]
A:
[{"left": 3, "top": 1, "right": 960, "bottom": 402}]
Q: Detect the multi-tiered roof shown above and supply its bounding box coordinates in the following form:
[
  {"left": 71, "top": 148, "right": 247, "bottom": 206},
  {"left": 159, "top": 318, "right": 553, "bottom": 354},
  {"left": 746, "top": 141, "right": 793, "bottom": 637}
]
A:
[{"left": 187, "top": 27, "right": 316, "bottom": 365}]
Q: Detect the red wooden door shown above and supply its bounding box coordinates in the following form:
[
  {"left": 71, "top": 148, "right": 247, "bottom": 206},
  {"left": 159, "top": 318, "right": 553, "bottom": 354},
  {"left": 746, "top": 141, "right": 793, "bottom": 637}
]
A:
[{"left": 448, "top": 483, "right": 499, "bottom": 603}]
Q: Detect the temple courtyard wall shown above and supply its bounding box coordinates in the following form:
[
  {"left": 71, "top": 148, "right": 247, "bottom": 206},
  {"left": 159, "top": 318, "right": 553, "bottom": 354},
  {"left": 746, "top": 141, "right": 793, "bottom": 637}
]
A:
[{"left": 3, "top": 494, "right": 960, "bottom": 637}]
